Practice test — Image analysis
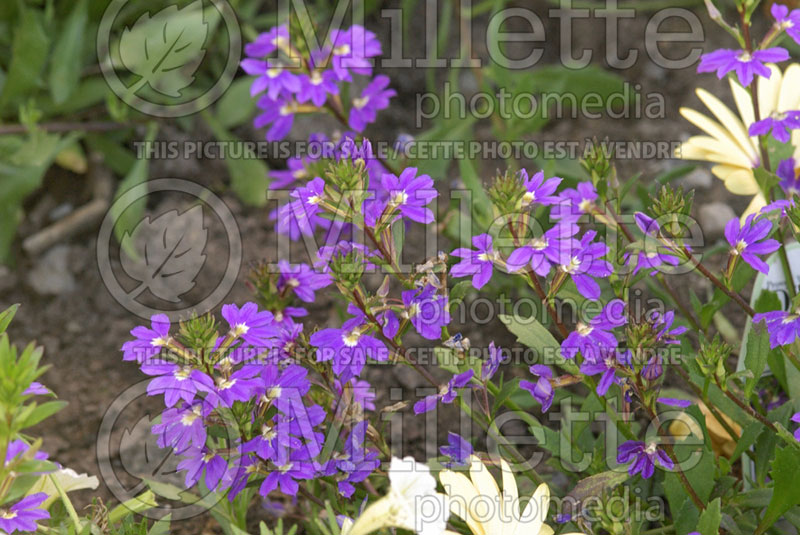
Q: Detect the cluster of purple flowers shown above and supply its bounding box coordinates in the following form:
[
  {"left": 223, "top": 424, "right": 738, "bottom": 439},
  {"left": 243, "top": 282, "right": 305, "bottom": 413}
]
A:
[
  {"left": 122, "top": 288, "right": 381, "bottom": 501},
  {"left": 242, "top": 24, "right": 393, "bottom": 140}
]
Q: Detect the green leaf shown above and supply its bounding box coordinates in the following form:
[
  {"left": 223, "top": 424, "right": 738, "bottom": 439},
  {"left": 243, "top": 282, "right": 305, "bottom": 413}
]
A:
[
  {"left": 756, "top": 446, "right": 800, "bottom": 534},
  {"left": 215, "top": 77, "right": 258, "bottom": 129},
  {"left": 202, "top": 111, "right": 268, "bottom": 206},
  {"left": 17, "top": 400, "right": 67, "bottom": 429},
  {"left": 499, "top": 313, "right": 578, "bottom": 374},
  {"left": 0, "top": 8, "right": 49, "bottom": 111},
  {"left": 48, "top": 0, "right": 88, "bottom": 104},
  {"left": 117, "top": 1, "right": 209, "bottom": 98},
  {"left": 743, "top": 325, "right": 771, "bottom": 399},
  {"left": 0, "top": 304, "right": 19, "bottom": 334},
  {"left": 698, "top": 497, "right": 722, "bottom": 535}
]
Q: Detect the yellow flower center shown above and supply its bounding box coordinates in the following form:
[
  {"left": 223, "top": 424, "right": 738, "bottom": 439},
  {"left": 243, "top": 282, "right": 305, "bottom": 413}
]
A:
[{"left": 353, "top": 96, "right": 370, "bottom": 109}]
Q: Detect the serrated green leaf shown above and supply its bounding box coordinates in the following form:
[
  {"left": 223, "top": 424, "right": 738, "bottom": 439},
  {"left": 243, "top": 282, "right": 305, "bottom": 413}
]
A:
[{"left": 698, "top": 497, "right": 722, "bottom": 535}]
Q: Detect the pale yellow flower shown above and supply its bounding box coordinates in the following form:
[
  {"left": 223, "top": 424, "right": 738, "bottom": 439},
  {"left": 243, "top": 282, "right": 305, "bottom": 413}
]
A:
[
  {"left": 26, "top": 468, "right": 100, "bottom": 507},
  {"left": 678, "top": 63, "right": 800, "bottom": 216},
  {"left": 669, "top": 400, "right": 742, "bottom": 458},
  {"left": 439, "top": 456, "right": 584, "bottom": 535},
  {"left": 345, "top": 456, "right": 449, "bottom": 535}
]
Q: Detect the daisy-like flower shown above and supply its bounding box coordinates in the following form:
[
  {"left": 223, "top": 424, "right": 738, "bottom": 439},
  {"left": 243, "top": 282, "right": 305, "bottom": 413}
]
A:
[
  {"left": 678, "top": 63, "right": 800, "bottom": 216},
  {"left": 0, "top": 493, "right": 49, "bottom": 534},
  {"left": 450, "top": 234, "right": 500, "bottom": 289},
  {"left": 414, "top": 370, "right": 474, "bottom": 415},
  {"left": 772, "top": 3, "right": 800, "bottom": 45},
  {"left": 440, "top": 432, "right": 473, "bottom": 468},
  {"left": 439, "top": 455, "right": 585, "bottom": 535},
  {"left": 381, "top": 167, "right": 438, "bottom": 224},
  {"left": 753, "top": 308, "right": 800, "bottom": 348},
  {"left": 725, "top": 214, "right": 780, "bottom": 274},
  {"left": 345, "top": 456, "right": 449, "bottom": 535},
  {"left": 519, "top": 169, "right": 562, "bottom": 207},
  {"left": 349, "top": 75, "right": 396, "bottom": 132},
  {"left": 121, "top": 313, "right": 171, "bottom": 363},
  {"left": 616, "top": 441, "right": 674, "bottom": 479},
  {"left": 697, "top": 47, "right": 789, "bottom": 87},
  {"left": 749, "top": 110, "right": 800, "bottom": 143},
  {"left": 520, "top": 365, "right": 555, "bottom": 412}
]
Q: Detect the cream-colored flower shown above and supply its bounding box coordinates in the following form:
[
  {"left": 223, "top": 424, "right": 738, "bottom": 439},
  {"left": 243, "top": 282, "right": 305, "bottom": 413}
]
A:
[
  {"left": 678, "top": 63, "right": 800, "bottom": 216},
  {"left": 439, "top": 456, "right": 584, "bottom": 535},
  {"left": 345, "top": 456, "right": 449, "bottom": 535},
  {"left": 26, "top": 468, "right": 100, "bottom": 507}
]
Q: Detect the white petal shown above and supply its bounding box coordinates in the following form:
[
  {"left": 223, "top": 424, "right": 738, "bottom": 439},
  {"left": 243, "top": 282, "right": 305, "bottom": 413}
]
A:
[
  {"left": 439, "top": 469, "right": 487, "bottom": 535},
  {"left": 730, "top": 78, "right": 756, "bottom": 128},
  {"left": 512, "top": 484, "right": 550, "bottom": 535},
  {"left": 695, "top": 89, "right": 759, "bottom": 163},
  {"left": 757, "top": 64, "right": 782, "bottom": 116},
  {"left": 468, "top": 457, "right": 503, "bottom": 535},
  {"left": 778, "top": 63, "right": 800, "bottom": 112}
]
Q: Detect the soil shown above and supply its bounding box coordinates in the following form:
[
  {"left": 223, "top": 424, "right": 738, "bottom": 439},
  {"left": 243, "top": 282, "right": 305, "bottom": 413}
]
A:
[{"left": 0, "top": 0, "right": 771, "bottom": 531}]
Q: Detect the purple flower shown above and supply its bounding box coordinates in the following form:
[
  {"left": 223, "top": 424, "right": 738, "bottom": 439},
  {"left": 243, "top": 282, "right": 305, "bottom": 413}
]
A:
[
  {"left": 772, "top": 3, "right": 800, "bottom": 45},
  {"left": 141, "top": 363, "right": 214, "bottom": 407},
  {"left": 440, "top": 432, "right": 473, "bottom": 467},
  {"left": 259, "top": 450, "right": 315, "bottom": 496},
  {"left": 778, "top": 158, "right": 800, "bottom": 196},
  {"left": 349, "top": 75, "right": 396, "bottom": 132},
  {"left": 519, "top": 170, "right": 562, "bottom": 207},
  {"left": 657, "top": 397, "right": 692, "bottom": 408},
  {"left": 254, "top": 95, "right": 297, "bottom": 141},
  {"left": 5, "top": 440, "right": 48, "bottom": 465},
  {"left": 616, "top": 441, "right": 673, "bottom": 479},
  {"left": 222, "top": 302, "right": 278, "bottom": 348},
  {"left": 241, "top": 60, "right": 301, "bottom": 100},
  {"left": 414, "top": 370, "right": 474, "bottom": 414},
  {"left": 277, "top": 260, "right": 333, "bottom": 302},
  {"left": 152, "top": 401, "right": 210, "bottom": 453},
  {"left": 482, "top": 341, "right": 504, "bottom": 381},
  {"left": 334, "top": 421, "right": 380, "bottom": 497},
  {"left": 749, "top": 111, "right": 800, "bottom": 143},
  {"left": 450, "top": 234, "right": 499, "bottom": 289},
  {"left": 297, "top": 69, "right": 339, "bottom": 107},
  {"left": 753, "top": 310, "right": 800, "bottom": 348},
  {"left": 244, "top": 25, "right": 290, "bottom": 58},
  {"left": 562, "top": 299, "right": 626, "bottom": 360},
  {"left": 382, "top": 167, "right": 438, "bottom": 224},
  {"left": 725, "top": 214, "right": 780, "bottom": 274},
  {"left": 651, "top": 310, "right": 688, "bottom": 345},
  {"left": 335, "top": 378, "right": 377, "bottom": 411},
  {"left": 122, "top": 313, "right": 171, "bottom": 363},
  {"left": 697, "top": 48, "right": 790, "bottom": 87},
  {"left": 557, "top": 230, "right": 613, "bottom": 300},
  {"left": 326, "top": 25, "right": 382, "bottom": 80},
  {"left": 210, "top": 366, "right": 262, "bottom": 407},
  {"left": 520, "top": 365, "right": 554, "bottom": 412},
  {"left": 402, "top": 285, "right": 450, "bottom": 340},
  {"left": 310, "top": 315, "right": 390, "bottom": 382},
  {"left": 792, "top": 412, "right": 800, "bottom": 441},
  {"left": 178, "top": 448, "right": 228, "bottom": 491},
  {"left": 506, "top": 222, "right": 579, "bottom": 277},
  {"left": 279, "top": 177, "right": 326, "bottom": 237},
  {"left": 552, "top": 182, "right": 598, "bottom": 221},
  {"left": 23, "top": 382, "right": 50, "bottom": 396},
  {"left": 580, "top": 348, "right": 630, "bottom": 396},
  {"left": 0, "top": 493, "right": 49, "bottom": 534}
]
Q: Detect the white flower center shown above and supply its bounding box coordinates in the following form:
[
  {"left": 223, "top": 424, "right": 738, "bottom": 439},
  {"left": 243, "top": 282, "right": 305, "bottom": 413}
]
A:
[
  {"left": 286, "top": 277, "right": 300, "bottom": 288},
  {"left": 310, "top": 71, "right": 323, "bottom": 85},
  {"left": 151, "top": 336, "right": 169, "bottom": 347},
  {"left": 0, "top": 510, "right": 17, "bottom": 520},
  {"left": 217, "top": 378, "right": 237, "bottom": 391},
  {"left": 738, "top": 51, "right": 753, "bottom": 62},
  {"left": 232, "top": 323, "right": 249, "bottom": 336},
  {"left": 353, "top": 96, "right": 370, "bottom": 109},
  {"left": 261, "top": 424, "right": 277, "bottom": 440},
  {"left": 181, "top": 411, "right": 200, "bottom": 426},
  {"left": 579, "top": 198, "right": 593, "bottom": 212},
  {"left": 645, "top": 442, "right": 658, "bottom": 455},
  {"left": 307, "top": 195, "right": 322, "bottom": 205},
  {"left": 174, "top": 368, "right": 191, "bottom": 381},
  {"left": 576, "top": 322, "right": 594, "bottom": 336},
  {"left": 562, "top": 256, "right": 582, "bottom": 274},
  {"left": 342, "top": 330, "right": 361, "bottom": 347},
  {"left": 521, "top": 191, "right": 536, "bottom": 205},
  {"left": 391, "top": 190, "right": 408, "bottom": 206},
  {"left": 280, "top": 462, "right": 294, "bottom": 473},
  {"left": 334, "top": 44, "right": 351, "bottom": 56},
  {"left": 267, "top": 66, "right": 283, "bottom": 78},
  {"left": 531, "top": 237, "right": 548, "bottom": 250}
]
